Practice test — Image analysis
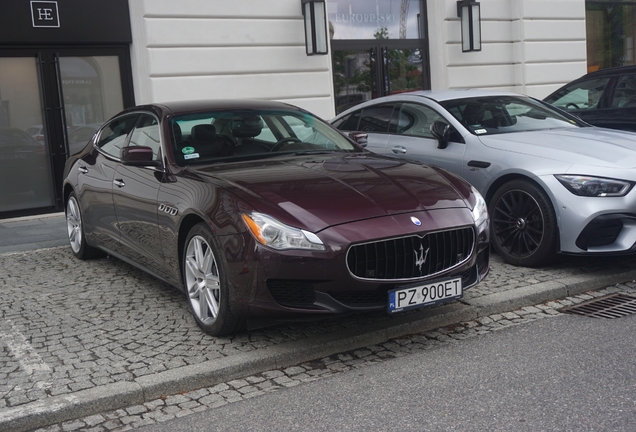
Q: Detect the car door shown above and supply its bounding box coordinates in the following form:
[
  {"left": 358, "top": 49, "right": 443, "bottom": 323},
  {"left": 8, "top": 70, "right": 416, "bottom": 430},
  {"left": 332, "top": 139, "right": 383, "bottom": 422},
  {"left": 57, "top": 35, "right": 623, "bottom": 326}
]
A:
[
  {"left": 332, "top": 104, "right": 393, "bottom": 152},
  {"left": 384, "top": 102, "right": 467, "bottom": 176},
  {"left": 112, "top": 113, "right": 170, "bottom": 278},
  {"left": 76, "top": 113, "right": 139, "bottom": 253},
  {"left": 599, "top": 73, "right": 636, "bottom": 132},
  {"left": 544, "top": 76, "right": 611, "bottom": 125}
]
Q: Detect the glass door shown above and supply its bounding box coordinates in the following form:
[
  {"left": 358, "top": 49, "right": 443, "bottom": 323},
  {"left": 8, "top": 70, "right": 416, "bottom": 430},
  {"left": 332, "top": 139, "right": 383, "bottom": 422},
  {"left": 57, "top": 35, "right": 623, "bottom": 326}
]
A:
[
  {"left": 0, "top": 48, "right": 133, "bottom": 216},
  {"left": 333, "top": 43, "right": 425, "bottom": 114},
  {"left": 0, "top": 56, "right": 55, "bottom": 213}
]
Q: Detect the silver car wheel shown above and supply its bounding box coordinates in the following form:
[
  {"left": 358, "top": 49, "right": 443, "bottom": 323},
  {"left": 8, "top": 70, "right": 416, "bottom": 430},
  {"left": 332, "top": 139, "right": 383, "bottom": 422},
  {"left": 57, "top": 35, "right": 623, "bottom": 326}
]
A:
[
  {"left": 184, "top": 235, "right": 221, "bottom": 325},
  {"left": 66, "top": 195, "right": 83, "bottom": 254}
]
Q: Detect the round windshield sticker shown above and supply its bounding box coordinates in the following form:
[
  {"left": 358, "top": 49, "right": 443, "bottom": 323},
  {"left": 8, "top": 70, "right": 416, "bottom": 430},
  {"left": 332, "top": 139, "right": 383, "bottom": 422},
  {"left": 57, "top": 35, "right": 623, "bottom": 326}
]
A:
[{"left": 182, "top": 146, "right": 195, "bottom": 155}]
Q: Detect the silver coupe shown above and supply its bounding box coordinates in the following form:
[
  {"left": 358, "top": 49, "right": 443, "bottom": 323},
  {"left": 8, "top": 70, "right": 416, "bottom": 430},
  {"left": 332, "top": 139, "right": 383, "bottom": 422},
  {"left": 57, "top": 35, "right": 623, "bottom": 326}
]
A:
[{"left": 332, "top": 89, "right": 636, "bottom": 267}]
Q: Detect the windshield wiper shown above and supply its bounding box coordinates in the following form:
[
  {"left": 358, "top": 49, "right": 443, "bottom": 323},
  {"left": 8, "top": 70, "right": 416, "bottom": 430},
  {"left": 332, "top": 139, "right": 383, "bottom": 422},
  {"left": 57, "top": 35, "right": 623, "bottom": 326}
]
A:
[{"left": 293, "top": 150, "right": 340, "bottom": 156}]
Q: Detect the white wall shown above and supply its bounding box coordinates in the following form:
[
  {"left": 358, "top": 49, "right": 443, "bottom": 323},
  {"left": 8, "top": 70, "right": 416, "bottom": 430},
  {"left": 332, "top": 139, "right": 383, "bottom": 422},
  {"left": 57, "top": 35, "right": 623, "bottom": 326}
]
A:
[
  {"left": 427, "top": 0, "right": 588, "bottom": 98},
  {"left": 128, "top": 0, "right": 336, "bottom": 119}
]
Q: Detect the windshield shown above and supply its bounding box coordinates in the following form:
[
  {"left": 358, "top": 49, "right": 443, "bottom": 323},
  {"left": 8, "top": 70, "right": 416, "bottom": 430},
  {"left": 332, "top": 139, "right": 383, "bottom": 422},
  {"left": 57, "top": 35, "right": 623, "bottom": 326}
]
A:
[
  {"left": 439, "top": 96, "right": 582, "bottom": 136},
  {"left": 171, "top": 109, "right": 360, "bottom": 165}
]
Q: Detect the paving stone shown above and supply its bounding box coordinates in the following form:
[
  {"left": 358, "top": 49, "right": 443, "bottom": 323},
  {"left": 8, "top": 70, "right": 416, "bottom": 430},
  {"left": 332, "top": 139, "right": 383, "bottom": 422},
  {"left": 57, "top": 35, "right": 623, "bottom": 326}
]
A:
[{"left": 5, "top": 234, "right": 636, "bottom": 432}]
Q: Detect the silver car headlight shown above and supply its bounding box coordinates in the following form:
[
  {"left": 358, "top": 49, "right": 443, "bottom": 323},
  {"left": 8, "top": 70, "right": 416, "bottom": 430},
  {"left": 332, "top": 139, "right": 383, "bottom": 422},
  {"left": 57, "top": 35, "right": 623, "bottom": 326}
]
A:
[
  {"left": 555, "top": 175, "right": 633, "bottom": 197},
  {"left": 242, "top": 212, "right": 326, "bottom": 251},
  {"left": 470, "top": 186, "right": 489, "bottom": 235}
]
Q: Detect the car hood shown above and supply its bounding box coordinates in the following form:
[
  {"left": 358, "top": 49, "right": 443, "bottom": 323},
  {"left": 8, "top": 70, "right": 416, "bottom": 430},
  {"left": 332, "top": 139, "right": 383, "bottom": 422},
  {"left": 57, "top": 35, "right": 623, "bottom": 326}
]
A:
[
  {"left": 191, "top": 153, "right": 470, "bottom": 232},
  {"left": 478, "top": 127, "right": 636, "bottom": 169}
]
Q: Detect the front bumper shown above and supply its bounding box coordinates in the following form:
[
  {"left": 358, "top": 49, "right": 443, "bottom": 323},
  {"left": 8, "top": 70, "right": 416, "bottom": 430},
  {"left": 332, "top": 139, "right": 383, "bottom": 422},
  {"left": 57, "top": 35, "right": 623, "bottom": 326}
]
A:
[
  {"left": 222, "top": 208, "right": 490, "bottom": 318},
  {"left": 543, "top": 175, "right": 636, "bottom": 254}
]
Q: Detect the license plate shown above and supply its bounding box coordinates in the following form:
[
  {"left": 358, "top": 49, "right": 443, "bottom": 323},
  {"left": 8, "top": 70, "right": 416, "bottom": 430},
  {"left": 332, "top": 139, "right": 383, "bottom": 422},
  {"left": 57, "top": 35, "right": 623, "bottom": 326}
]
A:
[{"left": 388, "top": 277, "right": 463, "bottom": 313}]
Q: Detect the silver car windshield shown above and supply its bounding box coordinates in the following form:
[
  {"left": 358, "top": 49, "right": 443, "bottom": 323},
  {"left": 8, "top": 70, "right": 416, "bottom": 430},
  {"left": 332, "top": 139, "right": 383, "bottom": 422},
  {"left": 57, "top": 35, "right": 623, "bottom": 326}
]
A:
[
  {"left": 439, "top": 96, "right": 582, "bottom": 136},
  {"left": 171, "top": 109, "right": 359, "bottom": 165}
]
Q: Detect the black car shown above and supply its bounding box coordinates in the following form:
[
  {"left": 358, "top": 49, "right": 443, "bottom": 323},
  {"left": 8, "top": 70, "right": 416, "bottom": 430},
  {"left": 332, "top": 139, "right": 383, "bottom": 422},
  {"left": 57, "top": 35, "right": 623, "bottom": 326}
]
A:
[{"left": 544, "top": 66, "right": 636, "bottom": 132}]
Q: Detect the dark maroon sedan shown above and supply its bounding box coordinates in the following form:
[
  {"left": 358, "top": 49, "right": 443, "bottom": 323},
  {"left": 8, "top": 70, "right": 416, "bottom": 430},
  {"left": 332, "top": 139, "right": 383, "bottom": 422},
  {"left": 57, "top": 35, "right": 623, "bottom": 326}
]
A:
[{"left": 63, "top": 100, "right": 490, "bottom": 336}]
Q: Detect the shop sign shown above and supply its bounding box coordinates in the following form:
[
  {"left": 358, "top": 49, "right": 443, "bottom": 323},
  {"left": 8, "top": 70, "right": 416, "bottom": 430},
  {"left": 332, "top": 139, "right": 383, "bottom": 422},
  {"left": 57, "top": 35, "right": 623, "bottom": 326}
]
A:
[{"left": 31, "top": 1, "right": 60, "bottom": 28}]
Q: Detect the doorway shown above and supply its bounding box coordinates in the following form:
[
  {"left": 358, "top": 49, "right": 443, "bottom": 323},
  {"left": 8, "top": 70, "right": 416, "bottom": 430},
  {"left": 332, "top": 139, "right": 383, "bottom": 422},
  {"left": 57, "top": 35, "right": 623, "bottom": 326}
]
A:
[
  {"left": 0, "top": 47, "right": 134, "bottom": 217},
  {"left": 332, "top": 41, "right": 426, "bottom": 114}
]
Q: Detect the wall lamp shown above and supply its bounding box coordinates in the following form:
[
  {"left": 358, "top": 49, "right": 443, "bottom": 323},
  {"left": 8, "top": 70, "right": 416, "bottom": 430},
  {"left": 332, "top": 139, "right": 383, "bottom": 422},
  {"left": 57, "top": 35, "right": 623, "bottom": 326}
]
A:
[
  {"left": 457, "top": 0, "right": 481, "bottom": 52},
  {"left": 302, "top": 0, "right": 328, "bottom": 55}
]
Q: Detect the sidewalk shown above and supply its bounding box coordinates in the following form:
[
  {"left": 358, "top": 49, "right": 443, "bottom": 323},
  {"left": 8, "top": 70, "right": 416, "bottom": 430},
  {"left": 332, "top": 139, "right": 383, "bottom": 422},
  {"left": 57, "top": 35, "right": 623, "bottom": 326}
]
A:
[
  {"left": 1, "top": 214, "right": 636, "bottom": 431},
  {"left": 0, "top": 213, "right": 67, "bottom": 254}
]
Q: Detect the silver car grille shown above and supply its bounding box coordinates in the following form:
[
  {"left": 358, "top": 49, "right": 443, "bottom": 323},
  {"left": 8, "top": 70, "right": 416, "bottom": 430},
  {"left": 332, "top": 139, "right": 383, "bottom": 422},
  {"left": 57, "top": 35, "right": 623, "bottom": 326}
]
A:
[{"left": 346, "top": 227, "right": 475, "bottom": 281}]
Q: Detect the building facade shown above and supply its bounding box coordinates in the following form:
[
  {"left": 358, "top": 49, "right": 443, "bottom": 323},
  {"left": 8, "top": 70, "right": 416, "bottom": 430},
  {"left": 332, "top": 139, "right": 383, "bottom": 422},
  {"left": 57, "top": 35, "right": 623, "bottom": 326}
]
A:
[{"left": 0, "top": 0, "right": 634, "bottom": 218}]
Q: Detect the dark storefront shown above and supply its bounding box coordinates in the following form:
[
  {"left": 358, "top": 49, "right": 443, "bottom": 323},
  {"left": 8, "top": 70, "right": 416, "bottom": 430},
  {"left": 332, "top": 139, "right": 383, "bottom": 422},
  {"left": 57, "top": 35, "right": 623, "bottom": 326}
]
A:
[
  {"left": 586, "top": 0, "right": 636, "bottom": 71},
  {"left": 328, "top": 0, "right": 430, "bottom": 114},
  {"left": 0, "top": 0, "right": 134, "bottom": 218}
]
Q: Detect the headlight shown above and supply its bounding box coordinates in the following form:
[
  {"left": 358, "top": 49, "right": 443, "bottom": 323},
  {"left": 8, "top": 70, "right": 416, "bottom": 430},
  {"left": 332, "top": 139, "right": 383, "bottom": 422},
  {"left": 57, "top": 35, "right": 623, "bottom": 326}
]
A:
[
  {"left": 555, "top": 175, "right": 633, "bottom": 197},
  {"left": 471, "top": 186, "right": 489, "bottom": 231},
  {"left": 242, "top": 212, "right": 326, "bottom": 251}
]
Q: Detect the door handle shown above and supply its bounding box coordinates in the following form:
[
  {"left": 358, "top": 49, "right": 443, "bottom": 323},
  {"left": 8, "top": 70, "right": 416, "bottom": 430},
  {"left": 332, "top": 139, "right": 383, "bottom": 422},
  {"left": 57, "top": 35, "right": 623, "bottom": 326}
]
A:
[
  {"left": 391, "top": 146, "right": 407, "bottom": 154},
  {"left": 467, "top": 160, "right": 491, "bottom": 168},
  {"left": 78, "top": 166, "right": 88, "bottom": 174},
  {"left": 113, "top": 179, "right": 126, "bottom": 188}
]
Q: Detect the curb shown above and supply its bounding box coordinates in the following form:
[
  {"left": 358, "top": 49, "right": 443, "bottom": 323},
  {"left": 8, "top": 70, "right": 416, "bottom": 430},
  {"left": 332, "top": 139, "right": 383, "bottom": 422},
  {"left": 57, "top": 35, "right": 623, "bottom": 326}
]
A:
[{"left": 2, "top": 267, "right": 636, "bottom": 432}]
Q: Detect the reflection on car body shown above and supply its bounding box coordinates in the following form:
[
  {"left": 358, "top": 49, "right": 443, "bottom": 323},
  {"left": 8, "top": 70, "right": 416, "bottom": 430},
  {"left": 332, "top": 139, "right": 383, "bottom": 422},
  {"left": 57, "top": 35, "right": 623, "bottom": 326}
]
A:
[
  {"left": 62, "top": 100, "right": 490, "bottom": 336},
  {"left": 332, "top": 89, "right": 636, "bottom": 268}
]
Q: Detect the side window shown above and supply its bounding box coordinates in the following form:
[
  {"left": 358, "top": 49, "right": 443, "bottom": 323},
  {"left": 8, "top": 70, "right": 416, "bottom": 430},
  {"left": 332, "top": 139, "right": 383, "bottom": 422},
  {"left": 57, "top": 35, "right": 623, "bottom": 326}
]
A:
[
  {"left": 97, "top": 114, "right": 139, "bottom": 158},
  {"left": 398, "top": 103, "right": 446, "bottom": 139},
  {"left": 611, "top": 74, "right": 636, "bottom": 108},
  {"left": 358, "top": 104, "right": 396, "bottom": 133},
  {"left": 129, "top": 114, "right": 161, "bottom": 160},
  {"left": 334, "top": 111, "right": 362, "bottom": 131},
  {"left": 546, "top": 77, "right": 610, "bottom": 111}
]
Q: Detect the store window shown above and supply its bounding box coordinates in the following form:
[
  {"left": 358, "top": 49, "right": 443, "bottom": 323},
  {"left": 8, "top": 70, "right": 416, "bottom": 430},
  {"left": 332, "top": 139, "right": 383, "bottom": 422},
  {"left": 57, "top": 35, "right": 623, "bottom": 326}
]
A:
[
  {"left": 586, "top": 0, "right": 636, "bottom": 70},
  {"left": 0, "top": 57, "right": 55, "bottom": 213},
  {"left": 327, "top": 0, "right": 422, "bottom": 40},
  {"left": 328, "top": 1, "right": 428, "bottom": 114}
]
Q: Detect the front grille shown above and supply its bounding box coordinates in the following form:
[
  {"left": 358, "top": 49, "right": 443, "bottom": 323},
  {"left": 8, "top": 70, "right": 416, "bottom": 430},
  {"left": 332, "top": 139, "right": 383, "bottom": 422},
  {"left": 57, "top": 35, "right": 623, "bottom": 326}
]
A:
[{"left": 346, "top": 227, "right": 475, "bottom": 281}]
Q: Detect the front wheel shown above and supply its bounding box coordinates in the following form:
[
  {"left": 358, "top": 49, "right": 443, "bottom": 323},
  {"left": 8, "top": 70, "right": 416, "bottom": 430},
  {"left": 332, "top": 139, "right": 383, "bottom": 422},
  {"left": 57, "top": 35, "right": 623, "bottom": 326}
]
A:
[
  {"left": 183, "top": 223, "right": 245, "bottom": 336},
  {"left": 489, "top": 180, "right": 558, "bottom": 267},
  {"left": 66, "top": 192, "right": 103, "bottom": 259}
]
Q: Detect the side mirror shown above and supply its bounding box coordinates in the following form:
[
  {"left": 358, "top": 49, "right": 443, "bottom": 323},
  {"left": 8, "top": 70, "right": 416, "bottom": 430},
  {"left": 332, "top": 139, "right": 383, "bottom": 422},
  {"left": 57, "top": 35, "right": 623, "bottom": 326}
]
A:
[
  {"left": 348, "top": 132, "right": 368, "bottom": 147},
  {"left": 430, "top": 121, "right": 451, "bottom": 149},
  {"left": 121, "top": 146, "right": 161, "bottom": 167}
]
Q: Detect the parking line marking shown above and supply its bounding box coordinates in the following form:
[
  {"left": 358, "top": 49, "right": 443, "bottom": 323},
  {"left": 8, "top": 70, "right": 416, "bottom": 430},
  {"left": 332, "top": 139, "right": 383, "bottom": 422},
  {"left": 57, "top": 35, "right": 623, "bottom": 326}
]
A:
[{"left": 0, "top": 320, "right": 51, "bottom": 375}]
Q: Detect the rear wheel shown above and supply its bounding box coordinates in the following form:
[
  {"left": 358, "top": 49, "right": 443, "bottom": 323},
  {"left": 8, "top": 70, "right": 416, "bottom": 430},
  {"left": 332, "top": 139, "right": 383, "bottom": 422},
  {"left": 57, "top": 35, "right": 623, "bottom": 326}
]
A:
[
  {"left": 489, "top": 180, "right": 558, "bottom": 267},
  {"left": 66, "top": 192, "right": 102, "bottom": 259},
  {"left": 183, "top": 223, "right": 245, "bottom": 336}
]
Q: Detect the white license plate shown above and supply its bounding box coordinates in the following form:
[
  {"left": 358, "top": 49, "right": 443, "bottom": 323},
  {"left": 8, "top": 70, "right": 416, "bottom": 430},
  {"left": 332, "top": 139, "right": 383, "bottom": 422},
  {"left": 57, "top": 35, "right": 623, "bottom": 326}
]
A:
[{"left": 388, "top": 277, "right": 463, "bottom": 313}]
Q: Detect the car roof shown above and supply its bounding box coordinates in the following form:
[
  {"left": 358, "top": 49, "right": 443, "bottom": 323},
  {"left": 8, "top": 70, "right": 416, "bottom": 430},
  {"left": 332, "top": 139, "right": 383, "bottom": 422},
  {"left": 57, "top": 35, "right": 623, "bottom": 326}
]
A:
[
  {"left": 572, "top": 65, "right": 636, "bottom": 80},
  {"left": 402, "top": 89, "right": 524, "bottom": 102},
  {"left": 335, "top": 89, "right": 526, "bottom": 113},
  {"left": 126, "top": 99, "right": 304, "bottom": 117}
]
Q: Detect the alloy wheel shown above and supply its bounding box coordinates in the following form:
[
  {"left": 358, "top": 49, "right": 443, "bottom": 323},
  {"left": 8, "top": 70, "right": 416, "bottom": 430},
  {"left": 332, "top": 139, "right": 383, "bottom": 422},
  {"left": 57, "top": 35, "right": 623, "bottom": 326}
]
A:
[
  {"left": 66, "top": 196, "right": 83, "bottom": 254},
  {"left": 492, "top": 189, "right": 545, "bottom": 258},
  {"left": 184, "top": 235, "right": 221, "bottom": 325}
]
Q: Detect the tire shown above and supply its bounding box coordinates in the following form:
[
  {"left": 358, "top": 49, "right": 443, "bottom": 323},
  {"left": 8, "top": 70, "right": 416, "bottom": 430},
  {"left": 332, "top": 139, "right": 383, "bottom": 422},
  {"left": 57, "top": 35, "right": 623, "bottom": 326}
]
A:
[
  {"left": 489, "top": 179, "right": 558, "bottom": 267},
  {"left": 183, "top": 223, "right": 245, "bottom": 336},
  {"left": 66, "top": 192, "right": 103, "bottom": 259}
]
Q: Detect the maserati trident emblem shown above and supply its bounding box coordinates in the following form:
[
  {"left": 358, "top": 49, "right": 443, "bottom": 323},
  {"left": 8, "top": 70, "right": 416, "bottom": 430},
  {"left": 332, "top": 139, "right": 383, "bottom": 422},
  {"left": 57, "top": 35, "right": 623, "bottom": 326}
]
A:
[
  {"left": 414, "top": 244, "right": 430, "bottom": 275},
  {"left": 410, "top": 216, "right": 421, "bottom": 226}
]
